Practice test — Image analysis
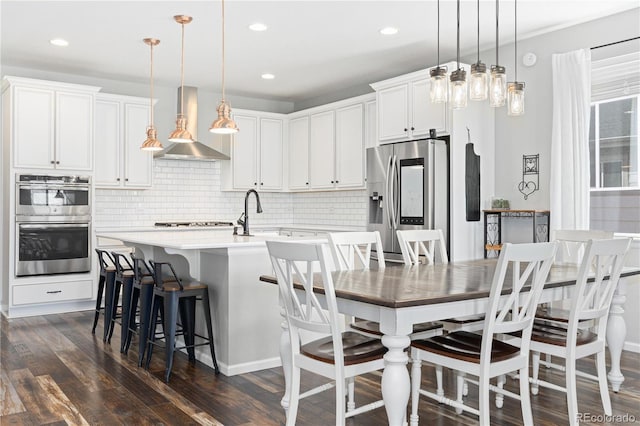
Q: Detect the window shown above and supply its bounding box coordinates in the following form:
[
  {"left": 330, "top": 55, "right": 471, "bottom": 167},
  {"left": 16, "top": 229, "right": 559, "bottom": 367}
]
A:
[{"left": 589, "top": 95, "right": 639, "bottom": 189}]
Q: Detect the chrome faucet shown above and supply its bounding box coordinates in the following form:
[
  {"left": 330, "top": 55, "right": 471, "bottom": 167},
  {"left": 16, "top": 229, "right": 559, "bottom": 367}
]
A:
[{"left": 239, "top": 189, "right": 263, "bottom": 236}]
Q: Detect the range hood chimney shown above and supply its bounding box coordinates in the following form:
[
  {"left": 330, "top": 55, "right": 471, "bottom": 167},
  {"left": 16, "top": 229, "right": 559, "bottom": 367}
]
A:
[{"left": 154, "top": 86, "right": 230, "bottom": 161}]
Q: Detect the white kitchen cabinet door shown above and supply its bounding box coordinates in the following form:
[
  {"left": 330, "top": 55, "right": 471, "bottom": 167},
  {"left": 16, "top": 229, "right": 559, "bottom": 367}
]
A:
[
  {"left": 335, "top": 103, "right": 364, "bottom": 188},
  {"left": 411, "top": 78, "right": 447, "bottom": 136},
  {"left": 377, "top": 84, "right": 409, "bottom": 142},
  {"left": 365, "top": 100, "right": 377, "bottom": 149},
  {"left": 259, "top": 118, "right": 283, "bottom": 190},
  {"left": 55, "top": 91, "right": 93, "bottom": 170},
  {"left": 309, "top": 110, "right": 335, "bottom": 189},
  {"left": 232, "top": 115, "right": 258, "bottom": 189},
  {"left": 123, "top": 103, "right": 153, "bottom": 187},
  {"left": 288, "top": 116, "right": 310, "bottom": 190},
  {"left": 13, "top": 86, "right": 55, "bottom": 169},
  {"left": 94, "top": 99, "right": 121, "bottom": 186}
]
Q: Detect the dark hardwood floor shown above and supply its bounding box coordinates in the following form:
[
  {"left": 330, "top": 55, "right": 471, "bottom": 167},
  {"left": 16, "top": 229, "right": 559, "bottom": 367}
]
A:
[{"left": 1, "top": 310, "right": 639, "bottom": 425}]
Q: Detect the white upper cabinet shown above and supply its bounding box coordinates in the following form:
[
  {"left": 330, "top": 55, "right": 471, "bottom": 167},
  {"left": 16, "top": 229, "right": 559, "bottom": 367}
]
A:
[
  {"left": 371, "top": 68, "right": 448, "bottom": 144},
  {"left": 335, "top": 103, "right": 364, "bottom": 189},
  {"left": 94, "top": 94, "right": 153, "bottom": 188},
  {"left": 5, "top": 78, "right": 99, "bottom": 171},
  {"left": 288, "top": 94, "right": 372, "bottom": 192},
  {"left": 288, "top": 116, "right": 310, "bottom": 190},
  {"left": 309, "top": 110, "right": 336, "bottom": 189},
  {"left": 259, "top": 118, "right": 284, "bottom": 190},
  {"left": 227, "top": 110, "right": 285, "bottom": 191}
]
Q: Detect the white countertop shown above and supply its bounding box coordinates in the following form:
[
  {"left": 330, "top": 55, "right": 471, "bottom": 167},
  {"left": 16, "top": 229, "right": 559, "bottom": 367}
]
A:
[
  {"left": 96, "top": 229, "right": 327, "bottom": 250},
  {"left": 95, "top": 223, "right": 364, "bottom": 234}
]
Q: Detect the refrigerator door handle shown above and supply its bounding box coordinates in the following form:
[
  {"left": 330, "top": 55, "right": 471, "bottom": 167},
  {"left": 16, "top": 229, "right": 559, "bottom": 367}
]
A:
[
  {"left": 385, "top": 154, "right": 393, "bottom": 229},
  {"left": 389, "top": 155, "right": 398, "bottom": 228}
]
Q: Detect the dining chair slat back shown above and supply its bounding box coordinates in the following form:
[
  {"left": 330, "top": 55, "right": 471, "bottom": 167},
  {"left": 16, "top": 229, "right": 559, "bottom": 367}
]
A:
[{"left": 396, "top": 229, "right": 448, "bottom": 265}]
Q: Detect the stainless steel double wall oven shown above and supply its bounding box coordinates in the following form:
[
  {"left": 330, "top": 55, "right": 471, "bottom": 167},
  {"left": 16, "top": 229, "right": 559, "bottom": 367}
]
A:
[{"left": 15, "top": 174, "right": 92, "bottom": 276}]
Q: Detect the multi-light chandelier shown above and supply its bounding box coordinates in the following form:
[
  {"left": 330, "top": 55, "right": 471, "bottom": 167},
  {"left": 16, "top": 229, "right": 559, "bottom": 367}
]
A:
[{"left": 430, "top": 0, "right": 525, "bottom": 115}]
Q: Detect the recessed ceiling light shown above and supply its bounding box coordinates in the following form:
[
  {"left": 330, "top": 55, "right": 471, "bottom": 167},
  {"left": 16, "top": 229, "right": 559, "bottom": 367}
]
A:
[
  {"left": 261, "top": 73, "right": 275, "bottom": 80},
  {"left": 49, "top": 38, "right": 69, "bottom": 47},
  {"left": 380, "top": 27, "right": 398, "bottom": 36},
  {"left": 249, "top": 23, "right": 268, "bottom": 32}
]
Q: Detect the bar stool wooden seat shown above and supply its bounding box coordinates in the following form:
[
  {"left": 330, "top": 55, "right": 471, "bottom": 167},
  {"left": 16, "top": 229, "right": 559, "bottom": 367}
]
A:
[
  {"left": 92, "top": 249, "right": 116, "bottom": 339},
  {"left": 145, "top": 260, "right": 219, "bottom": 382}
]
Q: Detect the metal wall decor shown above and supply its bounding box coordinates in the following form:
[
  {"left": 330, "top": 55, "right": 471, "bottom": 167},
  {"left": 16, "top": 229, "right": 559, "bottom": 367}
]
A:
[{"left": 517, "top": 154, "right": 539, "bottom": 199}]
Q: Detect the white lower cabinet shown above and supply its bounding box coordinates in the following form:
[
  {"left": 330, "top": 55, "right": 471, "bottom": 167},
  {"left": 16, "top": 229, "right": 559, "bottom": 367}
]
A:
[
  {"left": 12, "top": 280, "right": 93, "bottom": 305},
  {"left": 94, "top": 94, "right": 154, "bottom": 188},
  {"left": 225, "top": 110, "right": 285, "bottom": 191}
]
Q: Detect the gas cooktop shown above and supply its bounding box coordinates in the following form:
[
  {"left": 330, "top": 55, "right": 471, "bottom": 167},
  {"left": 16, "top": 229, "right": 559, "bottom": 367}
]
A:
[{"left": 154, "top": 221, "right": 234, "bottom": 228}]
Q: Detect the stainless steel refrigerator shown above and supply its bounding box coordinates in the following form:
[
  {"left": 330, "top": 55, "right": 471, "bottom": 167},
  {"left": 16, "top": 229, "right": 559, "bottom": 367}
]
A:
[{"left": 366, "top": 137, "right": 450, "bottom": 262}]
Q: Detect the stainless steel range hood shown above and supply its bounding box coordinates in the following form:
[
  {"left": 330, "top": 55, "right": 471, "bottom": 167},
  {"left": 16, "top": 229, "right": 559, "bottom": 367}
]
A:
[{"left": 154, "top": 86, "right": 230, "bottom": 161}]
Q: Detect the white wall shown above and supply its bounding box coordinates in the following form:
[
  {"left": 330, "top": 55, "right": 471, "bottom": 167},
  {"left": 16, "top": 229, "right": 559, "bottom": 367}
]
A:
[{"left": 482, "top": 8, "right": 640, "bottom": 211}]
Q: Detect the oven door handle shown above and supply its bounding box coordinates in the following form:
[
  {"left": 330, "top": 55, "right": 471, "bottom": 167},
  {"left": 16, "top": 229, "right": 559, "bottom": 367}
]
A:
[
  {"left": 18, "top": 223, "right": 90, "bottom": 229},
  {"left": 17, "top": 184, "right": 89, "bottom": 191}
]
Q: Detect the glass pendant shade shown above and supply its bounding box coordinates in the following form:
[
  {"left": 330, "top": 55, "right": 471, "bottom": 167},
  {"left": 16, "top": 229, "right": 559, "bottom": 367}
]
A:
[
  {"left": 489, "top": 65, "right": 507, "bottom": 107},
  {"left": 470, "top": 62, "right": 488, "bottom": 100},
  {"left": 508, "top": 82, "right": 525, "bottom": 116},
  {"left": 210, "top": 100, "right": 239, "bottom": 134},
  {"left": 430, "top": 67, "right": 448, "bottom": 103},
  {"left": 450, "top": 69, "right": 468, "bottom": 109},
  {"left": 141, "top": 126, "right": 163, "bottom": 151}
]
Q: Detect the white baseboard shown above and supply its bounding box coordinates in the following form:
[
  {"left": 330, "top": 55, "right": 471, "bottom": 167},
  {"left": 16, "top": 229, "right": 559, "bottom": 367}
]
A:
[
  {"left": 4, "top": 301, "right": 94, "bottom": 318},
  {"left": 623, "top": 341, "right": 640, "bottom": 353},
  {"left": 216, "top": 356, "right": 282, "bottom": 377}
]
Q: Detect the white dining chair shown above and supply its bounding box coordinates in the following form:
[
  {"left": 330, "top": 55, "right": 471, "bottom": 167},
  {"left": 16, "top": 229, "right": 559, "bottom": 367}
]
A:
[
  {"left": 552, "top": 229, "right": 614, "bottom": 265},
  {"left": 328, "top": 231, "right": 443, "bottom": 340},
  {"left": 396, "top": 229, "right": 448, "bottom": 265},
  {"left": 266, "top": 240, "right": 386, "bottom": 426},
  {"left": 408, "top": 242, "right": 557, "bottom": 426},
  {"left": 396, "top": 229, "right": 483, "bottom": 398},
  {"left": 526, "top": 238, "right": 630, "bottom": 426}
]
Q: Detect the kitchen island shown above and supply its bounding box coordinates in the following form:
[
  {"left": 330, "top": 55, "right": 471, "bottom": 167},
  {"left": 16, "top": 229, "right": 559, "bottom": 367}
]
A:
[{"left": 97, "top": 229, "right": 327, "bottom": 376}]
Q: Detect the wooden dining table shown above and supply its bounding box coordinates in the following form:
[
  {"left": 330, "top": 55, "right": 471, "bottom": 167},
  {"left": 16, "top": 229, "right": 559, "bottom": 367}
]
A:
[{"left": 260, "top": 258, "right": 640, "bottom": 426}]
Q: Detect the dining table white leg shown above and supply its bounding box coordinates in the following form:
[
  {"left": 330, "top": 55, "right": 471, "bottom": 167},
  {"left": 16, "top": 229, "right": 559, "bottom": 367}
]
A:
[
  {"left": 606, "top": 278, "right": 627, "bottom": 392},
  {"left": 279, "top": 307, "right": 292, "bottom": 411},
  {"left": 381, "top": 334, "right": 411, "bottom": 426}
]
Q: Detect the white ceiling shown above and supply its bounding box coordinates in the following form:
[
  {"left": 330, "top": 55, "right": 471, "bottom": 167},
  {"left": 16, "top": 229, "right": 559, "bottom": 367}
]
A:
[{"left": 1, "top": 1, "right": 638, "bottom": 103}]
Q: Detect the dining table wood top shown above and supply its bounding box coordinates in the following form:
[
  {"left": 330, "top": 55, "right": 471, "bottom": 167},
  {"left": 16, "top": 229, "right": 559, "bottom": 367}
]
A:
[{"left": 259, "top": 259, "right": 640, "bottom": 309}]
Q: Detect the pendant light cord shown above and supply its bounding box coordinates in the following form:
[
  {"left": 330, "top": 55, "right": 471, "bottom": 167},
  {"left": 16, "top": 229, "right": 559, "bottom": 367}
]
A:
[
  {"left": 495, "top": 0, "right": 499, "bottom": 66},
  {"left": 456, "top": 0, "right": 461, "bottom": 69},
  {"left": 180, "top": 22, "right": 185, "bottom": 115},
  {"left": 150, "top": 43, "right": 154, "bottom": 126},
  {"left": 514, "top": 0, "right": 518, "bottom": 81},
  {"left": 476, "top": 0, "right": 480, "bottom": 63},
  {"left": 221, "top": 0, "right": 226, "bottom": 102},
  {"left": 436, "top": 0, "right": 440, "bottom": 67}
]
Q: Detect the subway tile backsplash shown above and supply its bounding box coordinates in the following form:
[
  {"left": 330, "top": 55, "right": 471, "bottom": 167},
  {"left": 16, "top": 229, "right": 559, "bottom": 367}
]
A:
[{"left": 95, "top": 159, "right": 367, "bottom": 229}]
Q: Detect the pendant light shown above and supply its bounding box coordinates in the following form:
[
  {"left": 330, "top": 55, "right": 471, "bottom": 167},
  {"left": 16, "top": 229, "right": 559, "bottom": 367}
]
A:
[
  {"left": 489, "top": 0, "right": 507, "bottom": 107},
  {"left": 449, "top": 0, "right": 467, "bottom": 109},
  {"left": 210, "top": 0, "right": 238, "bottom": 134},
  {"left": 140, "top": 38, "right": 163, "bottom": 151},
  {"left": 430, "top": 0, "right": 447, "bottom": 103},
  {"left": 508, "top": 0, "right": 525, "bottom": 115},
  {"left": 168, "top": 15, "right": 194, "bottom": 143},
  {"left": 469, "top": 0, "right": 488, "bottom": 101}
]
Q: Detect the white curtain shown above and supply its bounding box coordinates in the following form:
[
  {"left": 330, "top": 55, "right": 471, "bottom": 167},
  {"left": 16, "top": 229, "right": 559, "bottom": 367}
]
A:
[{"left": 550, "top": 49, "right": 592, "bottom": 231}]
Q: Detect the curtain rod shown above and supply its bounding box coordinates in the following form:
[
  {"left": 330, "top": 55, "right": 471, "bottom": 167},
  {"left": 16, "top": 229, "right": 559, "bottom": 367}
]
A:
[{"left": 591, "top": 36, "right": 640, "bottom": 50}]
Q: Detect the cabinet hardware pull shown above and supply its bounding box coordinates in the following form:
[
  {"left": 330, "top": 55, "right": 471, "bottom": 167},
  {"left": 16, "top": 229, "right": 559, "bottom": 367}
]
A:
[
  {"left": 56, "top": 161, "right": 60, "bottom": 164},
  {"left": 411, "top": 127, "right": 415, "bottom": 131},
  {"left": 260, "top": 182, "right": 264, "bottom": 185},
  {"left": 116, "top": 178, "right": 121, "bottom": 181},
  {"left": 46, "top": 290, "right": 62, "bottom": 294},
  {"left": 336, "top": 180, "right": 339, "bottom": 183},
  {"left": 50, "top": 160, "right": 55, "bottom": 164},
  {"left": 331, "top": 180, "right": 334, "bottom": 184},
  {"left": 125, "top": 178, "right": 129, "bottom": 181},
  {"left": 306, "top": 182, "right": 309, "bottom": 185},
  {"left": 254, "top": 182, "right": 257, "bottom": 186},
  {"left": 404, "top": 128, "right": 408, "bottom": 132}
]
